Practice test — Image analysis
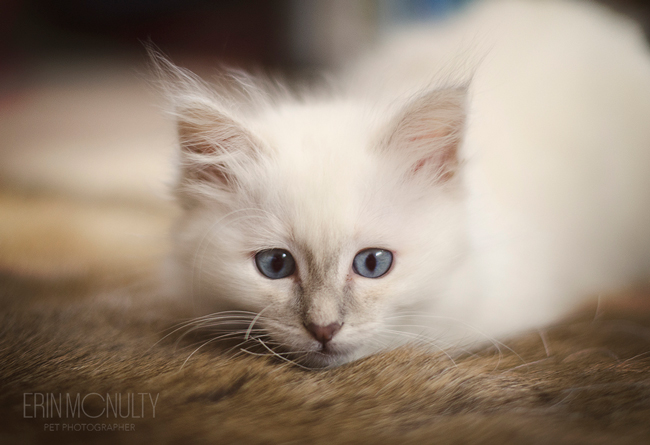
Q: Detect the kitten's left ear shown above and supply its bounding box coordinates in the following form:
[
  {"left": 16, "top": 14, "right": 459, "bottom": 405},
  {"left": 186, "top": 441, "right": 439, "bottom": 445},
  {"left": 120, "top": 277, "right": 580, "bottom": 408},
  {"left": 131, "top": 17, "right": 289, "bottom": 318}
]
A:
[{"left": 383, "top": 87, "right": 467, "bottom": 183}]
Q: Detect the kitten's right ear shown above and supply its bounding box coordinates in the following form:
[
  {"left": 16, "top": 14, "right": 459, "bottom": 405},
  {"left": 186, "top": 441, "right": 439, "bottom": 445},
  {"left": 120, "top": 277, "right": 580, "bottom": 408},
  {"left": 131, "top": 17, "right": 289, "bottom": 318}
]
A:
[
  {"left": 149, "top": 48, "right": 264, "bottom": 200},
  {"left": 174, "top": 95, "right": 263, "bottom": 190}
]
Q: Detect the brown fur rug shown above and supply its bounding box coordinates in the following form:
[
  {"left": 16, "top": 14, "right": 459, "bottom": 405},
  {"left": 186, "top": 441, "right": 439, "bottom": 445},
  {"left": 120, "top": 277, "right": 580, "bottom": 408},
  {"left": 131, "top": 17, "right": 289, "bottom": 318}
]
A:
[{"left": 1, "top": 190, "right": 650, "bottom": 444}]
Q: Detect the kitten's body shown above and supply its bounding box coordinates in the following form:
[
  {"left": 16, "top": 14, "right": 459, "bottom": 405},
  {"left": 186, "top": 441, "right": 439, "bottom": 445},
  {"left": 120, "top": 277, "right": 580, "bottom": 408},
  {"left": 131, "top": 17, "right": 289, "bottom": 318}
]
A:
[
  {"left": 167, "top": 0, "right": 650, "bottom": 366},
  {"left": 345, "top": 0, "right": 650, "bottom": 337}
]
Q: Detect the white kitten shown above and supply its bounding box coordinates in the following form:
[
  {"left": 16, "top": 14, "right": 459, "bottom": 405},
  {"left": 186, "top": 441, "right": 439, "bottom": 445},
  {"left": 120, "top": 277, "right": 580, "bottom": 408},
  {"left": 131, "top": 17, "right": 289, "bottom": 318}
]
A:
[{"left": 162, "top": 0, "right": 650, "bottom": 367}]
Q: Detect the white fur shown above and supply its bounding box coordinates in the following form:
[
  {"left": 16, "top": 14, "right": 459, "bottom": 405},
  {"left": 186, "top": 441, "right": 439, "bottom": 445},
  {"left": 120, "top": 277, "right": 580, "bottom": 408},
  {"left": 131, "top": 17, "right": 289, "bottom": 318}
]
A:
[{"left": 166, "top": 0, "right": 650, "bottom": 367}]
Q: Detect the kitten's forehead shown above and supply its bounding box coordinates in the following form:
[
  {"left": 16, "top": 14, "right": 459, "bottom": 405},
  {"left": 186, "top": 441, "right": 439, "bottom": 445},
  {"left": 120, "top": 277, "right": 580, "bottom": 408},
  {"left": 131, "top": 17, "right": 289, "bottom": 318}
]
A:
[
  {"left": 252, "top": 100, "right": 380, "bottom": 244},
  {"left": 256, "top": 100, "right": 374, "bottom": 169}
]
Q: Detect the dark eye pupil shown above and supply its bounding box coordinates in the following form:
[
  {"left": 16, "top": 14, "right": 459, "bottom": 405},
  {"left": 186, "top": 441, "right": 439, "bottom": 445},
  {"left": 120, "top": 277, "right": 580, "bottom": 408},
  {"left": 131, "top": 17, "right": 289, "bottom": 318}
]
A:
[
  {"left": 271, "top": 253, "right": 285, "bottom": 272},
  {"left": 365, "top": 253, "right": 377, "bottom": 271}
]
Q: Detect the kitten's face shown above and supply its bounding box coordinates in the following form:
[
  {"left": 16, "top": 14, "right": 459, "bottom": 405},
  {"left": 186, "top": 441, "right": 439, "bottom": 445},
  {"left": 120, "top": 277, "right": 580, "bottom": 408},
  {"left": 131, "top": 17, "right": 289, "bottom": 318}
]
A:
[{"left": 167, "top": 73, "right": 467, "bottom": 367}]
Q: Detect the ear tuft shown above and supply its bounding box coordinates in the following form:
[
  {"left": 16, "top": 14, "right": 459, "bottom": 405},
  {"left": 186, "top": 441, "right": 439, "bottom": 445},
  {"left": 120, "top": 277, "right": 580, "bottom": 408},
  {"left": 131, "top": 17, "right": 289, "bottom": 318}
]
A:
[
  {"left": 147, "top": 47, "right": 264, "bottom": 196},
  {"left": 384, "top": 87, "right": 467, "bottom": 183}
]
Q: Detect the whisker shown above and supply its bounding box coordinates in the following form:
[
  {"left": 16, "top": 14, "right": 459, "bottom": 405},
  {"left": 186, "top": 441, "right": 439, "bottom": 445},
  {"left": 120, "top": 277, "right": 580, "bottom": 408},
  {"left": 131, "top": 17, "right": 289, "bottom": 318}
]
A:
[
  {"left": 174, "top": 333, "right": 245, "bottom": 354},
  {"left": 180, "top": 336, "right": 227, "bottom": 370},
  {"left": 147, "top": 314, "right": 251, "bottom": 353},
  {"left": 245, "top": 304, "right": 274, "bottom": 341},
  {"left": 387, "top": 312, "right": 527, "bottom": 366},
  {"left": 619, "top": 350, "right": 650, "bottom": 366},
  {"left": 252, "top": 338, "right": 313, "bottom": 370},
  {"left": 379, "top": 328, "right": 459, "bottom": 367},
  {"left": 173, "top": 319, "right": 253, "bottom": 350},
  {"left": 538, "top": 329, "right": 551, "bottom": 357}
]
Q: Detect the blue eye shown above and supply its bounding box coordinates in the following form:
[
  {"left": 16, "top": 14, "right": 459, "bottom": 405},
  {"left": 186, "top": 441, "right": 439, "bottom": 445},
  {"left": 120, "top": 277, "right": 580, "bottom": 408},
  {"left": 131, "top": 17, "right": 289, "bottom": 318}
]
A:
[
  {"left": 353, "top": 248, "right": 393, "bottom": 278},
  {"left": 255, "top": 249, "right": 296, "bottom": 279}
]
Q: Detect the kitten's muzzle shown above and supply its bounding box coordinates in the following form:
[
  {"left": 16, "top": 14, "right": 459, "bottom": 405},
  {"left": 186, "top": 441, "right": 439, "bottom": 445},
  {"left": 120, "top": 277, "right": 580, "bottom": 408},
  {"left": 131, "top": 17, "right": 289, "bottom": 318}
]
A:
[{"left": 304, "top": 322, "right": 342, "bottom": 346}]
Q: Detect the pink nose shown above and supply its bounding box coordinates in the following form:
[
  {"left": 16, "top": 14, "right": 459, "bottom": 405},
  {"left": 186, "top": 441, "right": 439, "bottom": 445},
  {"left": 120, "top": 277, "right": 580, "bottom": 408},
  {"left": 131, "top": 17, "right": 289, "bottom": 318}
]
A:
[{"left": 304, "top": 322, "right": 342, "bottom": 345}]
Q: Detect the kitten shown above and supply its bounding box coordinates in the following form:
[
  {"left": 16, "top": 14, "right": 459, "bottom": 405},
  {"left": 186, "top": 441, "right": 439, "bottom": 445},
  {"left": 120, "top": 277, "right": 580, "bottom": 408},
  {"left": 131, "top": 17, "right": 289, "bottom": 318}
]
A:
[{"left": 161, "top": 0, "right": 650, "bottom": 367}]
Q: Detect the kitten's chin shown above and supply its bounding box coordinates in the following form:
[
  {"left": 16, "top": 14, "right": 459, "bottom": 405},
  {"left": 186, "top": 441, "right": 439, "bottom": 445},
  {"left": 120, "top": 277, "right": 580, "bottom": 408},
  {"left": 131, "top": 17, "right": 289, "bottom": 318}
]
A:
[
  {"left": 292, "top": 342, "right": 375, "bottom": 369},
  {"left": 296, "top": 350, "right": 357, "bottom": 369}
]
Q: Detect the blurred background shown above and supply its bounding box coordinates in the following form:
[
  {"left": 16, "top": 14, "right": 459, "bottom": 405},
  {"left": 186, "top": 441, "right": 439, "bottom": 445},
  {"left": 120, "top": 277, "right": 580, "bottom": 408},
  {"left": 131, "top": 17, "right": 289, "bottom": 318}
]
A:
[
  {"left": 0, "top": 0, "right": 475, "bottom": 72},
  {"left": 1, "top": 0, "right": 648, "bottom": 72},
  {"left": 0, "top": 0, "right": 481, "bottom": 204},
  {"left": 0, "top": 0, "right": 649, "bottom": 278}
]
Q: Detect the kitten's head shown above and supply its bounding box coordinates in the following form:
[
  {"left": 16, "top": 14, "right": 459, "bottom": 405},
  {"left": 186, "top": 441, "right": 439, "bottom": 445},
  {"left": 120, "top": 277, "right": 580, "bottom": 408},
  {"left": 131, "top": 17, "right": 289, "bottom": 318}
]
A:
[{"left": 161, "top": 58, "right": 468, "bottom": 367}]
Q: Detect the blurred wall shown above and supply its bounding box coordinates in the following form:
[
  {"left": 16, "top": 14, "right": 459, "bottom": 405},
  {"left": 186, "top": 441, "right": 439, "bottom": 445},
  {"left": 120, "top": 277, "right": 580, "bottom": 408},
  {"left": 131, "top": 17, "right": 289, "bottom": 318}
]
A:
[
  {"left": 2, "top": 0, "right": 648, "bottom": 73},
  {"left": 1, "top": 0, "right": 472, "bottom": 71}
]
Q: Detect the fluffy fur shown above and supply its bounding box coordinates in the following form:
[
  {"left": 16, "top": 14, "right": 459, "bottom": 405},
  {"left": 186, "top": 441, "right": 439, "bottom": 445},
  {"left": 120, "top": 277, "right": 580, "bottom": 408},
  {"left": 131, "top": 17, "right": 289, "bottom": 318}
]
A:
[
  {"left": 161, "top": 0, "right": 650, "bottom": 368},
  {"left": 2, "top": 264, "right": 650, "bottom": 444}
]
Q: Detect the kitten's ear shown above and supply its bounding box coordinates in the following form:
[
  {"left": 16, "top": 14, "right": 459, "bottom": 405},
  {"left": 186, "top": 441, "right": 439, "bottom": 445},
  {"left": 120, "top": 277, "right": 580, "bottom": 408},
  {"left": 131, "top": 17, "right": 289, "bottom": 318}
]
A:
[
  {"left": 383, "top": 87, "right": 467, "bottom": 183},
  {"left": 174, "top": 95, "right": 263, "bottom": 189},
  {"left": 149, "top": 48, "right": 264, "bottom": 198}
]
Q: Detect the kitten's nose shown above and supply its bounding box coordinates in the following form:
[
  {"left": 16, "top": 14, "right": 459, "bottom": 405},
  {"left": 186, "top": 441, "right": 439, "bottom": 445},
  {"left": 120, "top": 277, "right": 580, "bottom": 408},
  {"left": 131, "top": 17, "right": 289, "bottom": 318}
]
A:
[{"left": 304, "top": 322, "right": 342, "bottom": 345}]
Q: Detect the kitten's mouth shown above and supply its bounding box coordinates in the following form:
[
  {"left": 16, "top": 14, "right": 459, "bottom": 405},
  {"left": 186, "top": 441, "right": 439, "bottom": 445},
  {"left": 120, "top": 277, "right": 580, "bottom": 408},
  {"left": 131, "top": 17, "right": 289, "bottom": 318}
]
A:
[
  {"left": 293, "top": 339, "right": 364, "bottom": 368},
  {"left": 319, "top": 343, "right": 334, "bottom": 354},
  {"left": 261, "top": 321, "right": 358, "bottom": 367}
]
